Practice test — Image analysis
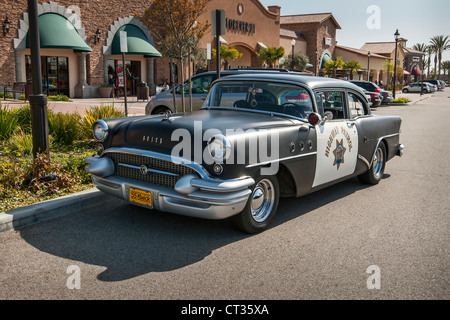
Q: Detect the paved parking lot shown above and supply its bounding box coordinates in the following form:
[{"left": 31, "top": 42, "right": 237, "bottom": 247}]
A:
[{"left": 0, "top": 90, "right": 448, "bottom": 304}]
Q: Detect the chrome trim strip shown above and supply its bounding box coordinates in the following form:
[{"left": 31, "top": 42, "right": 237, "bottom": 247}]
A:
[
  {"left": 103, "top": 147, "right": 210, "bottom": 179},
  {"left": 370, "top": 133, "right": 400, "bottom": 165},
  {"left": 118, "top": 163, "right": 180, "bottom": 177},
  {"left": 246, "top": 151, "right": 317, "bottom": 168},
  {"left": 358, "top": 154, "right": 371, "bottom": 169}
]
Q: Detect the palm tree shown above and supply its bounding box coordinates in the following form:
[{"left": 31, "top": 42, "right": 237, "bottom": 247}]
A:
[
  {"left": 430, "top": 35, "right": 450, "bottom": 79},
  {"left": 324, "top": 56, "right": 344, "bottom": 78},
  {"left": 257, "top": 46, "right": 285, "bottom": 68},
  {"left": 442, "top": 60, "right": 450, "bottom": 82},
  {"left": 212, "top": 44, "right": 242, "bottom": 70},
  {"left": 343, "top": 61, "right": 361, "bottom": 80}
]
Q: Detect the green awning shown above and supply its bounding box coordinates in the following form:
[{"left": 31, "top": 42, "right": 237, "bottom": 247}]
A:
[
  {"left": 26, "top": 13, "right": 92, "bottom": 52},
  {"left": 320, "top": 54, "right": 332, "bottom": 69},
  {"left": 111, "top": 24, "right": 162, "bottom": 57}
]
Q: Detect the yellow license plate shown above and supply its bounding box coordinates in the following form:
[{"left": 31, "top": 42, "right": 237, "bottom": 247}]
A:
[{"left": 129, "top": 188, "right": 152, "bottom": 207}]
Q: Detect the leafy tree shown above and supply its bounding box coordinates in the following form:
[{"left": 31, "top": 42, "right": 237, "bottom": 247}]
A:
[
  {"left": 280, "top": 52, "right": 310, "bottom": 71},
  {"left": 257, "top": 47, "right": 285, "bottom": 68},
  {"left": 429, "top": 35, "right": 450, "bottom": 79},
  {"left": 212, "top": 45, "right": 243, "bottom": 70},
  {"left": 142, "top": 0, "right": 210, "bottom": 112},
  {"left": 343, "top": 61, "right": 361, "bottom": 80},
  {"left": 324, "top": 56, "right": 344, "bottom": 78}
]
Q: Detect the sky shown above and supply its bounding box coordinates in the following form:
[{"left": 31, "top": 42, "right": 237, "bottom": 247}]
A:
[{"left": 259, "top": 0, "right": 450, "bottom": 61}]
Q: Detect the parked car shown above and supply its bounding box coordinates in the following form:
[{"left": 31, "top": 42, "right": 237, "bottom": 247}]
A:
[
  {"left": 349, "top": 80, "right": 391, "bottom": 105},
  {"left": 402, "top": 82, "right": 433, "bottom": 93},
  {"left": 145, "top": 69, "right": 310, "bottom": 115},
  {"left": 363, "top": 89, "right": 382, "bottom": 108},
  {"left": 380, "top": 90, "right": 394, "bottom": 104},
  {"left": 419, "top": 79, "right": 444, "bottom": 90},
  {"left": 86, "top": 74, "right": 404, "bottom": 233}
]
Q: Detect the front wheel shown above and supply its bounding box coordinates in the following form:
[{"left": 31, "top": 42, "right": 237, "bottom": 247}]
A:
[
  {"left": 358, "top": 142, "right": 386, "bottom": 185},
  {"left": 232, "top": 175, "right": 280, "bottom": 234}
]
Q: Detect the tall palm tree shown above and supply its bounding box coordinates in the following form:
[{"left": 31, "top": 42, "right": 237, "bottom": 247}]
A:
[
  {"left": 442, "top": 60, "right": 450, "bottom": 82},
  {"left": 324, "top": 57, "right": 344, "bottom": 78},
  {"left": 430, "top": 35, "right": 450, "bottom": 79},
  {"left": 257, "top": 47, "right": 285, "bottom": 68},
  {"left": 343, "top": 61, "right": 361, "bottom": 80}
]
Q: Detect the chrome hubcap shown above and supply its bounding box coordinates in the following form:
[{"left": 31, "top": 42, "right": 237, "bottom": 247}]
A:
[
  {"left": 373, "top": 147, "right": 384, "bottom": 178},
  {"left": 251, "top": 179, "right": 275, "bottom": 223}
]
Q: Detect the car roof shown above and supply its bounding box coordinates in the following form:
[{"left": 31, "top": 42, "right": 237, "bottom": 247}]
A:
[{"left": 213, "top": 73, "right": 366, "bottom": 93}]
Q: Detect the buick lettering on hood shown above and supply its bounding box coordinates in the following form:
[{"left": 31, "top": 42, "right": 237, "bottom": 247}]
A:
[{"left": 85, "top": 74, "right": 404, "bottom": 233}]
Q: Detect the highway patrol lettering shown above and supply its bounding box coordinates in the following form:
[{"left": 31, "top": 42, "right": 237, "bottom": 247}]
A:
[{"left": 325, "top": 126, "right": 353, "bottom": 158}]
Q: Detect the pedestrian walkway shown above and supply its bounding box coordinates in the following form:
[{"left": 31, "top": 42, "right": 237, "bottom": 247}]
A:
[{"left": 0, "top": 96, "right": 148, "bottom": 116}]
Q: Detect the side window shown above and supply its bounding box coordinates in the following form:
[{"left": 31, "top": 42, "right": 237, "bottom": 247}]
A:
[
  {"left": 347, "top": 92, "right": 368, "bottom": 118},
  {"left": 316, "top": 91, "right": 345, "bottom": 120},
  {"left": 190, "top": 75, "right": 213, "bottom": 94}
]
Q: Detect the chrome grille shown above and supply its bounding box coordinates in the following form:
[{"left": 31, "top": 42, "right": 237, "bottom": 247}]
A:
[{"left": 106, "top": 152, "right": 195, "bottom": 188}]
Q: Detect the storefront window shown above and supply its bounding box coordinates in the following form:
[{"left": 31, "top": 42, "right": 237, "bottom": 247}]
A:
[
  {"left": 25, "top": 55, "right": 69, "bottom": 96},
  {"left": 107, "top": 59, "right": 141, "bottom": 97}
]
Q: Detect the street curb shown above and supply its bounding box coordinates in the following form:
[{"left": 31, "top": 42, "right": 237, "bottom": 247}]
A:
[{"left": 0, "top": 188, "right": 113, "bottom": 235}]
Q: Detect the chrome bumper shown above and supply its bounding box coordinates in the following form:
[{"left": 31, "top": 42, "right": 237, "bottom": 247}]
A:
[
  {"left": 85, "top": 155, "right": 254, "bottom": 220},
  {"left": 397, "top": 144, "right": 405, "bottom": 157}
]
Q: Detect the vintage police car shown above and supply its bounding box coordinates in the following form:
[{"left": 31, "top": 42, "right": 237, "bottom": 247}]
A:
[{"left": 86, "top": 74, "right": 403, "bottom": 233}]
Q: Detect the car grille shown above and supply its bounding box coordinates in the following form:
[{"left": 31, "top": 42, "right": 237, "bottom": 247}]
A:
[{"left": 106, "top": 152, "right": 195, "bottom": 188}]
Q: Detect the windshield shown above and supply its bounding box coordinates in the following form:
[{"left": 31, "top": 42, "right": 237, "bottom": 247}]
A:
[{"left": 205, "top": 80, "right": 314, "bottom": 119}]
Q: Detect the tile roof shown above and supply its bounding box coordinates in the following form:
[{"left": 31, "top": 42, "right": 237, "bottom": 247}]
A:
[
  {"left": 335, "top": 45, "right": 390, "bottom": 59},
  {"left": 280, "top": 28, "right": 306, "bottom": 41},
  {"left": 280, "top": 13, "right": 341, "bottom": 29},
  {"left": 360, "top": 42, "right": 396, "bottom": 55}
]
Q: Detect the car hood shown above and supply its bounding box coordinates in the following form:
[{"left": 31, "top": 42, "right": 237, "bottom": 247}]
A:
[{"left": 112, "top": 109, "right": 296, "bottom": 153}]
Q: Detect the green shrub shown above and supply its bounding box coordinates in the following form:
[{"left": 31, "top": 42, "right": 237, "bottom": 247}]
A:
[
  {"left": 6, "top": 127, "right": 34, "bottom": 155},
  {"left": 392, "top": 97, "right": 410, "bottom": 104},
  {"left": 0, "top": 92, "right": 13, "bottom": 99},
  {"left": 16, "top": 105, "right": 32, "bottom": 133},
  {"left": 76, "top": 105, "right": 125, "bottom": 139},
  {"left": 47, "top": 111, "right": 80, "bottom": 145},
  {"left": 47, "top": 95, "right": 71, "bottom": 102},
  {"left": 0, "top": 105, "right": 19, "bottom": 141}
]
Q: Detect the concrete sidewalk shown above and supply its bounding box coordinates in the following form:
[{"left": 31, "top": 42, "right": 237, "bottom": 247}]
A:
[{"left": 1, "top": 96, "right": 148, "bottom": 116}]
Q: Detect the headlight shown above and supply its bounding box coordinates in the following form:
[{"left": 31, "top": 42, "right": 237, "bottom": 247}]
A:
[
  {"left": 92, "top": 119, "right": 108, "bottom": 142},
  {"left": 208, "top": 134, "right": 231, "bottom": 161}
]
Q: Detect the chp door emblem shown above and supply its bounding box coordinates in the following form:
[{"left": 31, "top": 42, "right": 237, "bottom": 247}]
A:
[{"left": 332, "top": 139, "right": 346, "bottom": 170}]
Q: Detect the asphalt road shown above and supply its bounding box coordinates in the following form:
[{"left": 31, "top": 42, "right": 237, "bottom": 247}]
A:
[{"left": 0, "top": 90, "right": 448, "bottom": 302}]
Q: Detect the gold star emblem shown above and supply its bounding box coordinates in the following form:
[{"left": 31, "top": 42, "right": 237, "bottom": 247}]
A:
[{"left": 333, "top": 139, "right": 346, "bottom": 170}]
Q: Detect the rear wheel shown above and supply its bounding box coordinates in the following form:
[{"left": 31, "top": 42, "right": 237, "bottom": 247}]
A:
[
  {"left": 358, "top": 142, "right": 386, "bottom": 185},
  {"left": 232, "top": 175, "right": 279, "bottom": 234},
  {"left": 402, "top": 88, "right": 409, "bottom": 93}
]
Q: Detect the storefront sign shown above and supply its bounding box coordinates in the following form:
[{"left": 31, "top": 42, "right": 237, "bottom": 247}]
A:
[
  {"left": 324, "top": 37, "right": 332, "bottom": 46},
  {"left": 225, "top": 17, "right": 255, "bottom": 34}
]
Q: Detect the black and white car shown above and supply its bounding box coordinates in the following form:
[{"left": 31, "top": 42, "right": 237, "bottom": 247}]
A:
[{"left": 86, "top": 74, "right": 404, "bottom": 233}]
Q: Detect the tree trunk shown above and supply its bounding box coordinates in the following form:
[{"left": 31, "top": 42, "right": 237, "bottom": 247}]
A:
[{"left": 179, "top": 48, "right": 185, "bottom": 112}]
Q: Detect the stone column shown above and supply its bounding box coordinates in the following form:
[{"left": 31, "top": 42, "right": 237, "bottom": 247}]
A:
[
  {"left": 75, "top": 52, "right": 93, "bottom": 98},
  {"left": 15, "top": 50, "right": 24, "bottom": 83}
]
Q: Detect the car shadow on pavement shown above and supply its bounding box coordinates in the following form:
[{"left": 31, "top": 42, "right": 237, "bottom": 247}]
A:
[{"left": 19, "top": 177, "right": 373, "bottom": 282}]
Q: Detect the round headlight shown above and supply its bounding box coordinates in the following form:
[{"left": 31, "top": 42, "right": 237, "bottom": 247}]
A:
[
  {"left": 92, "top": 120, "right": 108, "bottom": 142},
  {"left": 208, "top": 134, "right": 231, "bottom": 161}
]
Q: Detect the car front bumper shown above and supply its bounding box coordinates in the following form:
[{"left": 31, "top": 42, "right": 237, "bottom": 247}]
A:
[{"left": 85, "top": 155, "right": 254, "bottom": 220}]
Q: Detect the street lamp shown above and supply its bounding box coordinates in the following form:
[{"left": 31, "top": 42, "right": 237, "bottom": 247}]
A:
[
  {"left": 393, "top": 29, "right": 400, "bottom": 99},
  {"left": 2, "top": 16, "right": 10, "bottom": 36},
  {"left": 367, "top": 51, "right": 371, "bottom": 81},
  {"left": 94, "top": 28, "right": 101, "bottom": 44},
  {"left": 291, "top": 39, "right": 296, "bottom": 70}
]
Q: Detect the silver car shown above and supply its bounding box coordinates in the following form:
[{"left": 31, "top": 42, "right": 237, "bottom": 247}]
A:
[
  {"left": 402, "top": 83, "right": 433, "bottom": 94},
  {"left": 145, "top": 69, "right": 310, "bottom": 115}
]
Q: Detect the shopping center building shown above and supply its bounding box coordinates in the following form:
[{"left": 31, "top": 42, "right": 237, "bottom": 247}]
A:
[{"left": 0, "top": 0, "right": 349, "bottom": 99}]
